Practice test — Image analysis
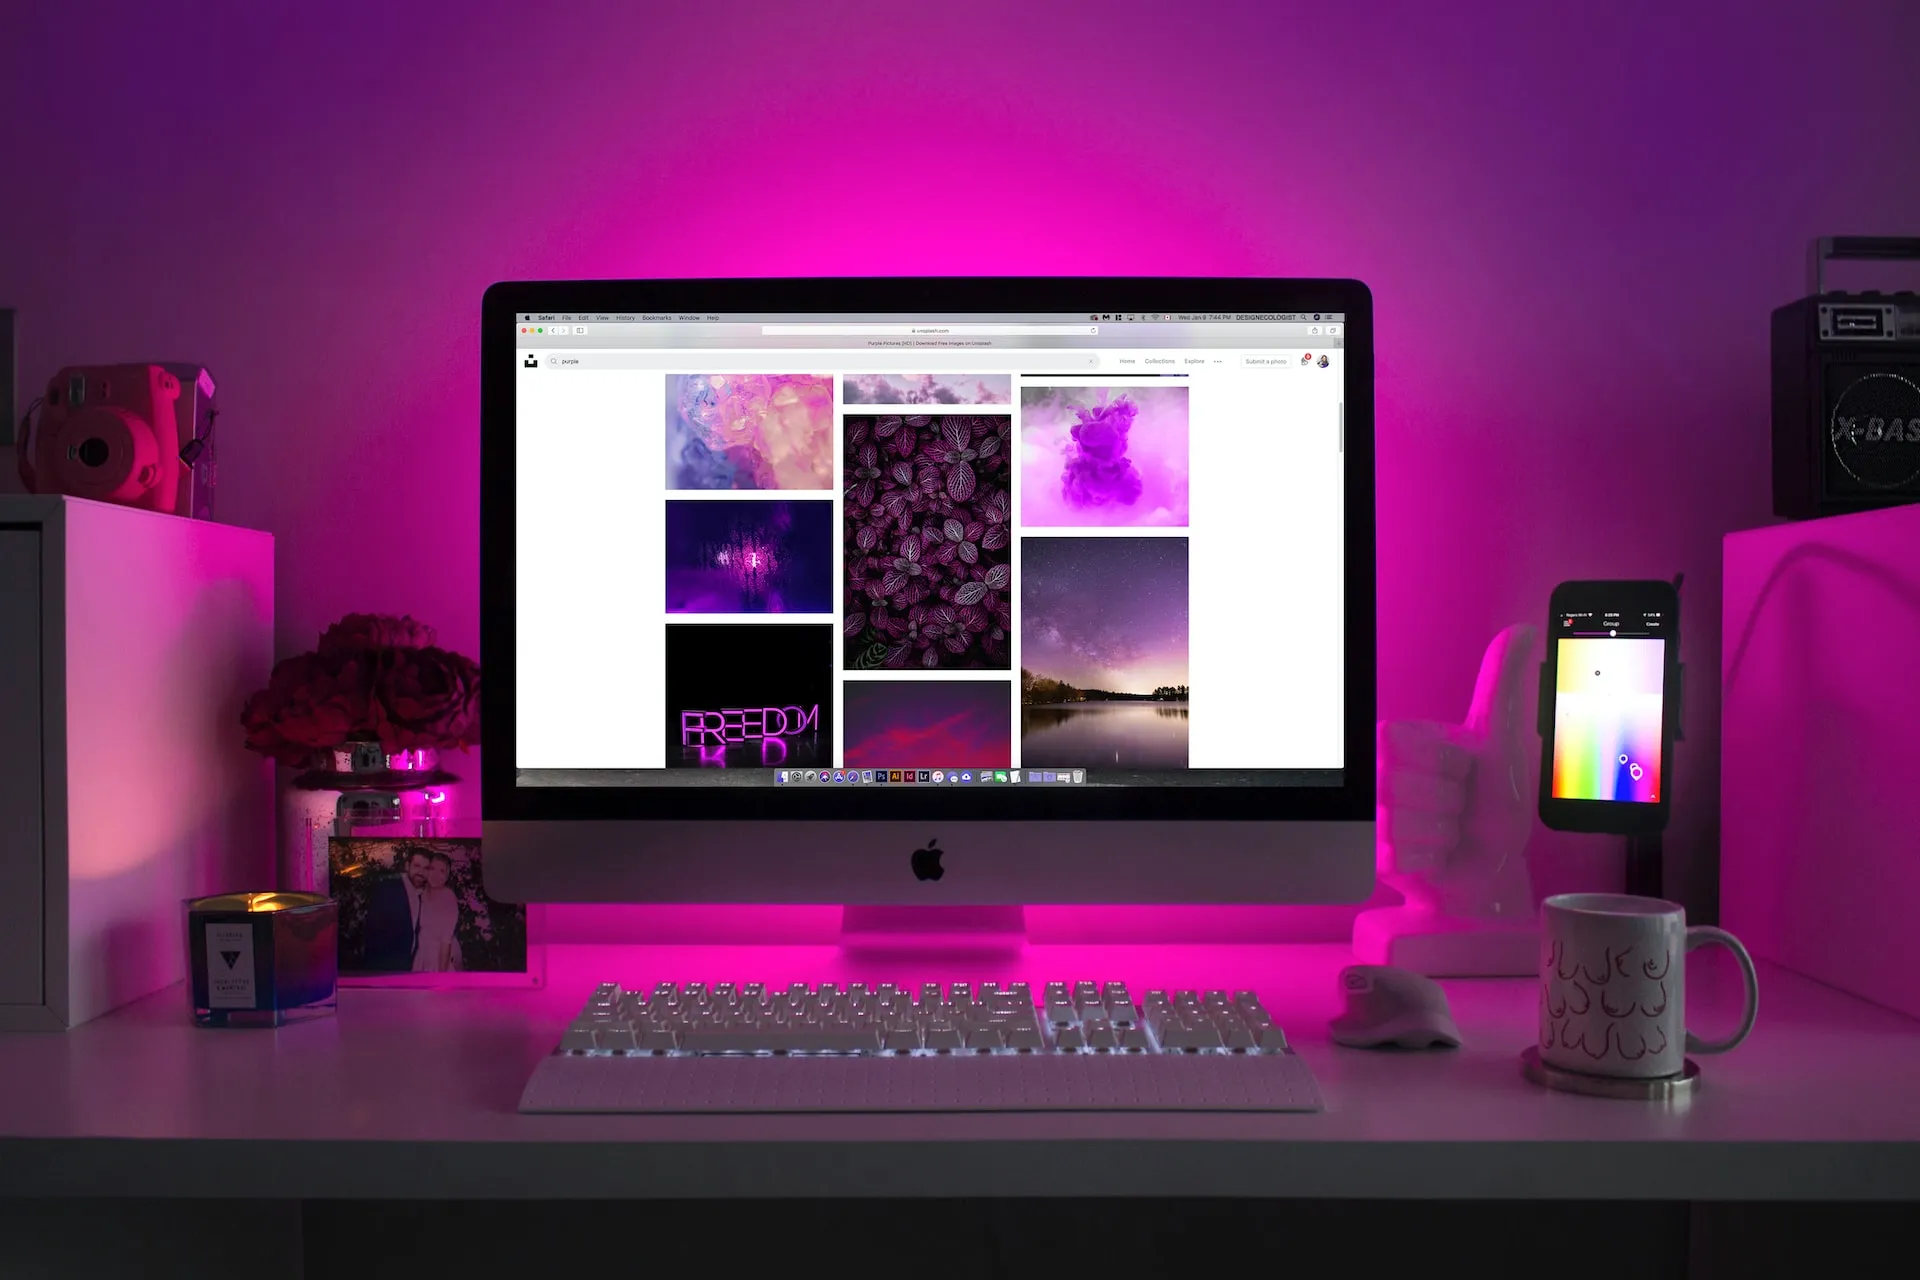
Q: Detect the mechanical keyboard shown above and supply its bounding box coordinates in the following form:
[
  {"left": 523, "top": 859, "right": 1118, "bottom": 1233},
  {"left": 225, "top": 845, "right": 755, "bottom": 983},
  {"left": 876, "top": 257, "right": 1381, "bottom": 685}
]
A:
[{"left": 519, "top": 980, "right": 1324, "bottom": 1113}]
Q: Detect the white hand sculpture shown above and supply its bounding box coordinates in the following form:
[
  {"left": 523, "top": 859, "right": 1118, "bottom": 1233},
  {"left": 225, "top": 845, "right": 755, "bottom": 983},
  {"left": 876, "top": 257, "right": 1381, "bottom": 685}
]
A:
[{"left": 1377, "top": 622, "right": 1540, "bottom": 920}]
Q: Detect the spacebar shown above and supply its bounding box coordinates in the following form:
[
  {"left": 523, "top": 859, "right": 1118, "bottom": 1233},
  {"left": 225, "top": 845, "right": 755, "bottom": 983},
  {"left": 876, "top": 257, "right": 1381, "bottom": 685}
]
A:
[
  {"left": 520, "top": 1052, "right": 1324, "bottom": 1113},
  {"left": 679, "top": 1027, "right": 885, "bottom": 1053}
]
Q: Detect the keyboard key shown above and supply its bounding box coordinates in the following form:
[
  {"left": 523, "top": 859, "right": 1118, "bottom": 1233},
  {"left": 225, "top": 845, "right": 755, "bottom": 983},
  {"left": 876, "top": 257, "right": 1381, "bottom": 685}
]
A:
[
  {"left": 966, "top": 1027, "right": 1005, "bottom": 1051},
  {"left": 1005, "top": 1025, "right": 1046, "bottom": 1051},
  {"left": 679, "top": 1028, "right": 773, "bottom": 1052},
  {"left": 1159, "top": 1021, "right": 1224, "bottom": 1051},
  {"left": 637, "top": 1027, "right": 681, "bottom": 1052},
  {"left": 593, "top": 1027, "right": 637, "bottom": 1052},
  {"left": 924, "top": 1024, "right": 965, "bottom": 1051}
]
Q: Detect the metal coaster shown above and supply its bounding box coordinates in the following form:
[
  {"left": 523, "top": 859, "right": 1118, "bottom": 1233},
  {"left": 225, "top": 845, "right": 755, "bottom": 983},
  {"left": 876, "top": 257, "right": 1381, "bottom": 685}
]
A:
[{"left": 1521, "top": 1046, "right": 1699, "bottom": 1100}]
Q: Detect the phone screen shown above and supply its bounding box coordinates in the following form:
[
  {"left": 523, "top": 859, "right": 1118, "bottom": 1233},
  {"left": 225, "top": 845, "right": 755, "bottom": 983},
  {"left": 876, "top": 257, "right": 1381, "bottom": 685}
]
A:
[{"left": 1549, "top": 605, "right": 1671, "bottom": 804}]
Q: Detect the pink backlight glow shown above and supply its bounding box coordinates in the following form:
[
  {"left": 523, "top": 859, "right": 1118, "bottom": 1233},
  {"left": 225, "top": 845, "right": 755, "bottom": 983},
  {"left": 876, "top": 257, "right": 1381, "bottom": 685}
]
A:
[{"left": 16, "top": 4, "right": 1893, "bottom": 953}]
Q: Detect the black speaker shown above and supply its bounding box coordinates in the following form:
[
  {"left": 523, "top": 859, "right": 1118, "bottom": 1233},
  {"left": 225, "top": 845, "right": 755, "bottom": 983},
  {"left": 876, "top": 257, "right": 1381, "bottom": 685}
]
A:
[{"left": 1772, "top": 236, "right": 1920, "bottom": 520}]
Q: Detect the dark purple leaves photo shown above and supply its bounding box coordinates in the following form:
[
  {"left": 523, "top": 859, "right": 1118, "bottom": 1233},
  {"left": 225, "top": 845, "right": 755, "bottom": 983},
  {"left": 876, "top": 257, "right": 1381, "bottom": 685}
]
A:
[{"left": 844, "top": 413, "right": 1012, "bottom": 670}]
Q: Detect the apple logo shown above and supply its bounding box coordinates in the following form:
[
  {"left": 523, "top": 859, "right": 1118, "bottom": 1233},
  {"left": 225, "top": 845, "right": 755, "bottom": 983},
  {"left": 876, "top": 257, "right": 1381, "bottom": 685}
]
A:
[{"left": 910, "top": 837, "right": 945, "bottom": 882}]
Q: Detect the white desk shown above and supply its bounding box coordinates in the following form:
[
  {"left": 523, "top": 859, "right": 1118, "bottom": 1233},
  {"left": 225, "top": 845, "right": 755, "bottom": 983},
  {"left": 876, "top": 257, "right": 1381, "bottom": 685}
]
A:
[{"left": 3, "top": 944, "right": 1917, "bottom": 1201}]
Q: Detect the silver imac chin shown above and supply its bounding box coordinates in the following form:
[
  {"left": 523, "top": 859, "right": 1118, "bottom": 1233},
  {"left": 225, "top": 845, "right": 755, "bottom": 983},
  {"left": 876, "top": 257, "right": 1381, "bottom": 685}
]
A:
[
  {"left": 482, "top": 819, "right": 1376, "bottom": 905},
  {"left": 480, "top": 277, "right": 1377, "bottom": 913}
]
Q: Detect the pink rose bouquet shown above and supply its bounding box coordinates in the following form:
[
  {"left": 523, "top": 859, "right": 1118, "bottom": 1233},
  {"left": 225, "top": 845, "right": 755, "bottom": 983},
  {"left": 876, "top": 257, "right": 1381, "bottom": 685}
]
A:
[{"left": 240, "top": 614, "right": 480, "bottom": 764}]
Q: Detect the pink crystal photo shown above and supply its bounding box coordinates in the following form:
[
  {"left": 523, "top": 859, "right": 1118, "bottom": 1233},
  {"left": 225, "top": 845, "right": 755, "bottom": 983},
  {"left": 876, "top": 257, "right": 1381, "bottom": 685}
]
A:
[
  {"left": 1020, "top": 385, "right": 1190, "bottom": 528},
  {"left": 666, "top": 373, "right": 835, "bottom": 491}
]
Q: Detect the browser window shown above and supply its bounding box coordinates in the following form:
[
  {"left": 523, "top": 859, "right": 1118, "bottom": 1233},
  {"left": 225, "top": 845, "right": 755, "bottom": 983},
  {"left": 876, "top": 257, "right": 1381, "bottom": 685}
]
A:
[{"left": 513, "top": 314, "right": 1346, "bottom": 787}]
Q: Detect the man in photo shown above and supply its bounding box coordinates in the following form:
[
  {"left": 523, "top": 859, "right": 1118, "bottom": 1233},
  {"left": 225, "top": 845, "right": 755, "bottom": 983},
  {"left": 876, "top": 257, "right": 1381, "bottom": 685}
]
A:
[{"left": 361, "top": 846, "right": 432, "bottom": 971}]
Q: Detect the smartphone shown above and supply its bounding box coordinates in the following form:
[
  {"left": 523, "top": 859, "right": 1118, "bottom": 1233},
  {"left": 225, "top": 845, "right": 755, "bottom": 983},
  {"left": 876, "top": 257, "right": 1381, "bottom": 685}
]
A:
[{"left": 1537, "top": 579, "right": 1681, "bottom": 835}]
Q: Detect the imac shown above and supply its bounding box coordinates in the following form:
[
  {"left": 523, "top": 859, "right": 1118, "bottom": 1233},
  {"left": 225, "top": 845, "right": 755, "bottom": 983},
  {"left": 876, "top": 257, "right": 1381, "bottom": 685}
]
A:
[{"left": 480, "top": 279, "right": 1375, "bottom": 924}]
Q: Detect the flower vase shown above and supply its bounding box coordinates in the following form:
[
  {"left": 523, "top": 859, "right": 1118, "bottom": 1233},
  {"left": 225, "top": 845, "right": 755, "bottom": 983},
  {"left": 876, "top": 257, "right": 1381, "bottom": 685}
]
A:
[{"left": 279, "top": 741, "right": 461, "bottom": 893}]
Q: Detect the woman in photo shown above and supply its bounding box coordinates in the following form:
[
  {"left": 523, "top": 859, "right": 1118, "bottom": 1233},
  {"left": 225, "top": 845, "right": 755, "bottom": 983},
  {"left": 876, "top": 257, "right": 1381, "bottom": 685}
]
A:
[{"left": 413, "top": 850, "right": 464, "bottom": 972}]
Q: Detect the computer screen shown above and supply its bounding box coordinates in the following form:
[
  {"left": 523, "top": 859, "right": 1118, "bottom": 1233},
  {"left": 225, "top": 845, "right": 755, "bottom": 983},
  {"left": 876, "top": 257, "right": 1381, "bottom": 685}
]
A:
[
  {"left": 481, "top": 279, "right": 1373, "bottom": 905},
  {"left": 510, "top": 306, "right": 1348, "bottom": 793}
]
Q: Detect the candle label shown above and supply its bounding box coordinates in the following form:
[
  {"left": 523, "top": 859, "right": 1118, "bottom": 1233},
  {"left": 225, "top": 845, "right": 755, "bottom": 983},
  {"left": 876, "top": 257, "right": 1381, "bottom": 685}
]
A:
[{"left": 205, "top": 923, "right": 257, "bottom": 1009}]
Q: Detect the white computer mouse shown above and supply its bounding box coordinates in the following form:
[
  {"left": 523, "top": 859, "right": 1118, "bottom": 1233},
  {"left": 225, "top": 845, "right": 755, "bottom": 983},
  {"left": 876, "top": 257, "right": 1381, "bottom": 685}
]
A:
[{"left": 1329, "top": 964, "right": 1463, "bottom": 1049}]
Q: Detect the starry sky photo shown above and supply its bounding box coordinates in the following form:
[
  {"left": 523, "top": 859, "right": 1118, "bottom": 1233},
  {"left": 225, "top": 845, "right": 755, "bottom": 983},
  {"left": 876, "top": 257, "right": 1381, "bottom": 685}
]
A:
[{"left": 1020, "top": 538, "right": 1189, "bottom": 694}]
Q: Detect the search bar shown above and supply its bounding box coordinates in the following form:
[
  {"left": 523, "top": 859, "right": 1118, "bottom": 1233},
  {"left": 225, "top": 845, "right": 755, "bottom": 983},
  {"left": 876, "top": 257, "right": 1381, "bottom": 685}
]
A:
[
  {"left": 759, "top": 325, "right": 1099, "bottom": 336},
  {"left": 540, "top": 352, "right": 1103, "bottom": 371}
]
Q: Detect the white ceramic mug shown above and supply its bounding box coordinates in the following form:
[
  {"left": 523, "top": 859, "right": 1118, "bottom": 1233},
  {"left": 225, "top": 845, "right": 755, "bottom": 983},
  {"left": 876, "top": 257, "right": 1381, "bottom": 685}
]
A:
[{"left": 1539, "top": 893, "right": 1759, "bottom": 1079}]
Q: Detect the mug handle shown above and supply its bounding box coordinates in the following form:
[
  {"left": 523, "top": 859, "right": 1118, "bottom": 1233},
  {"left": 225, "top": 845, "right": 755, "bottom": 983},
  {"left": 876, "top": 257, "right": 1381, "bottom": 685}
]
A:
[{"left": 1684, "top": 925, "right": 1759, "bottom": 1054}]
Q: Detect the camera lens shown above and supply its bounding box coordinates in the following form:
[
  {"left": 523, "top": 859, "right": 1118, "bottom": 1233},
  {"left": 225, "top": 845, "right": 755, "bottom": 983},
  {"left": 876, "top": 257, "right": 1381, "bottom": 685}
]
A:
[{"left": 75, "top": 437, "right": 110, "bottom": 467}]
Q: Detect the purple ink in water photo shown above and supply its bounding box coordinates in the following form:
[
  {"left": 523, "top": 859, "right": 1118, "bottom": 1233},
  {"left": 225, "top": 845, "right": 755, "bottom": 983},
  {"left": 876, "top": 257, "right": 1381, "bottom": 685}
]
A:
[
  {"left": 665, "top": 500, "right": 832, "bottom": 614},
  {"left": 1020, "top": 385, "right": 1190, "bottom": 528}
]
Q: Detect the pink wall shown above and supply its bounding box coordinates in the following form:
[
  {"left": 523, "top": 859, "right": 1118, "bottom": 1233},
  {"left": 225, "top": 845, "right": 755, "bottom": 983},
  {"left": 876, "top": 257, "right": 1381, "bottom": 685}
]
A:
[{"left": 4, "top": 0, "right": 1916, "bottom": 923}]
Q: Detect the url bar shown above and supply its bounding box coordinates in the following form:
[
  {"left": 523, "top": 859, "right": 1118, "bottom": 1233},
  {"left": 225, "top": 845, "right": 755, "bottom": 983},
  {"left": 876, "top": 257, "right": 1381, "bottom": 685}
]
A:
[{"left": 759, "top": 324, "right": 1099, "bottom": 336}]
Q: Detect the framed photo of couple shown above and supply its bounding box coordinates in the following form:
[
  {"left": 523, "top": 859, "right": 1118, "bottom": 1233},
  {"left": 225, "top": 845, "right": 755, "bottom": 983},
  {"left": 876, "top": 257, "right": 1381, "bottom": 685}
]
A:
[{"left": 328, "top": 835, "right": 539, "bottom": 987}]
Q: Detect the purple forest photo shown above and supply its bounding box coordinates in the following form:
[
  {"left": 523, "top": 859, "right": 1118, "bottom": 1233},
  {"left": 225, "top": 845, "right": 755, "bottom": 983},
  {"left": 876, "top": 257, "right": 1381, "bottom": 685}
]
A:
[{"left": 844, "top": 413, "right": 1011, "bottom": 670}]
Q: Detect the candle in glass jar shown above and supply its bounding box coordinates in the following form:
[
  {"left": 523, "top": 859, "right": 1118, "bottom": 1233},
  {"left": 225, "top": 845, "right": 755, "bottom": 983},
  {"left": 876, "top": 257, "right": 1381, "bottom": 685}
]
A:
[{"left": 185, "top": 892, "right": 338, "bottom": 1027}]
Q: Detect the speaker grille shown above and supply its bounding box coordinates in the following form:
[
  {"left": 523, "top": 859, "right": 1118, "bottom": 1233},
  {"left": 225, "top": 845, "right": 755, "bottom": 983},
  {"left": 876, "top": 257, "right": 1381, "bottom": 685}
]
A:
[{"left": 1826, "top": 363, "right": 1920, "bottom": 496}]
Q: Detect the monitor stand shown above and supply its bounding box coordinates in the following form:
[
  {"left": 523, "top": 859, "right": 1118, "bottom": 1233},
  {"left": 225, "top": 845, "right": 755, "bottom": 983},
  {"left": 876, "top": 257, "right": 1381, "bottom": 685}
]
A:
[{"left": 838, "top": 905, "right": 1028, "bottom": 956}]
